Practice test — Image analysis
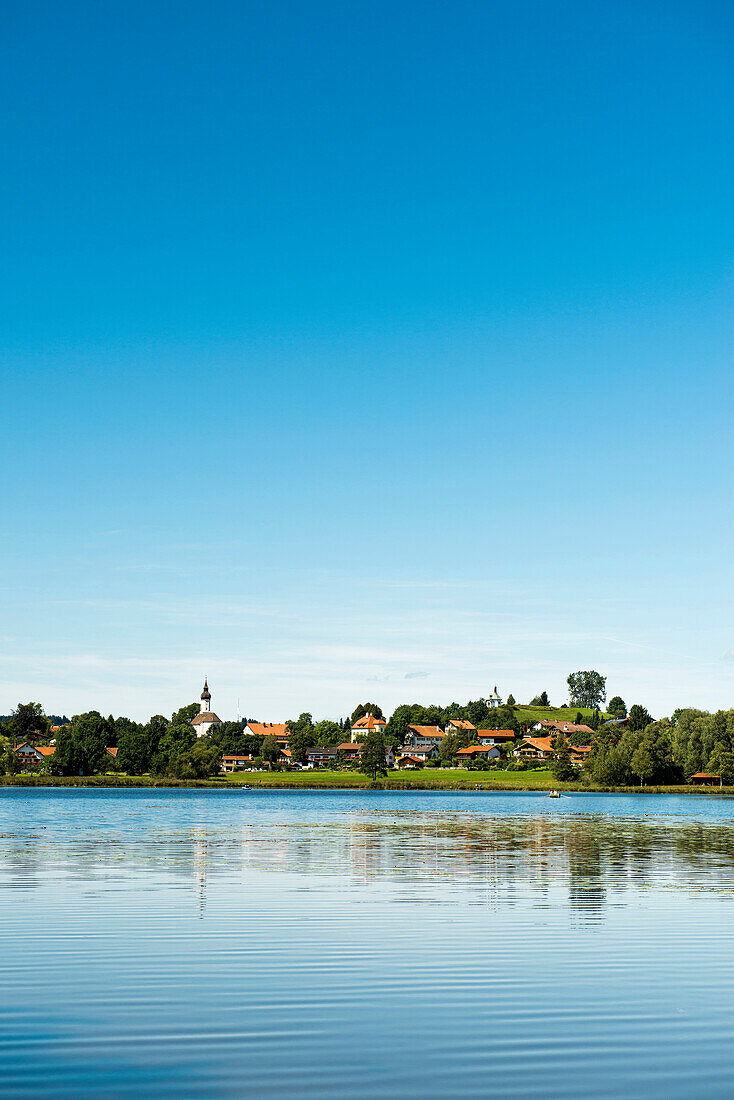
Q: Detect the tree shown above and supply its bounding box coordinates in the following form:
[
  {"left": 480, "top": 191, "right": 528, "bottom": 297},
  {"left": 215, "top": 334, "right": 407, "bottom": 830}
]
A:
[
  {"left": 171, "top": 703, "right": 198, "bottom": 726},
  {"left": 261, "top": 736, "right": 280, "bottom": 766},
  {"left": 172, "top": 738, "right": 223, "bottom": 779},
  {"left": 117, "top": 727, "right": 152, "bottom": 775},
  {"left": 286, "top": 713, "right": 315, "bottom": 764},
  {"left": 530, "top": 691, "right": 550, "bottom": 707},
  {"left": 607, "top": 696, "right": 627, "bottom": 719},
  {"left": 567, "top": 671, "right": 606, "bottom": 710},
  {"left": 151, "top": 723, "right": 196, "bottom": 776},
  {"left": 438, "top": 733, "right": 461, "bottom": 765},
  {"left": 506, "top": 694, "right": 516, "bottom": 707},
  {"left": 628, "top": 705, "right": 653, "bottom": 733},
  {"left": 630, "top": 745, "right": 654, "bottom": 786},
  {"left": 10, "top": 702, "right": 50, "bottom": 743},
  {"left": 706, "top": 744, "right": 734, "bottom": 785},
  {"left": 55, "top": 712, "right": 110, "bottom": 775},
  {"left": 550, "top": 734, "right": 577, "bottom": 781},
  {"left": 359, "top": 731, "right": 388, "bottom": 780},
  {"left": 350, "top": 702, "right": 384, "bottom": 724},
  {"left": 312, "top": 720, "right": 342, "bottom": 746}
]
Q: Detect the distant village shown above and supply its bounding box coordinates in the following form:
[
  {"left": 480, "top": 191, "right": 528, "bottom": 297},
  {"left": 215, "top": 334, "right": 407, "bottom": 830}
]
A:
[
  {"left": 4, "top": 678, "right": 621, "bottom": 777},
  {"left": 3, "top": 676, "right": 731, "bottom": 787}
]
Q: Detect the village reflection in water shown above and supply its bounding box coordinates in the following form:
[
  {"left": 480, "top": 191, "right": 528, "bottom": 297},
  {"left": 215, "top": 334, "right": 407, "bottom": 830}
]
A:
[{"left": 4, "top": 797, "right": 734, "bottom": 916}]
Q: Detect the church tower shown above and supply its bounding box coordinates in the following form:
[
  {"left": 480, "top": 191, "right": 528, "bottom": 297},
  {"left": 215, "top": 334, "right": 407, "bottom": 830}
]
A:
[
  {"left": 191, "top": 678, "right": 222, "bottom": 736},
  {"left": 200, "top": 678, "right": 211, "bottom": 714}
]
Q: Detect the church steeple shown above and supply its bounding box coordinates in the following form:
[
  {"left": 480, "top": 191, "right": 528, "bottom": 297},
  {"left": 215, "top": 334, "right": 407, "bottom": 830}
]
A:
[{"left": 200, "top": 678, "right": 211, "bottom": 713}]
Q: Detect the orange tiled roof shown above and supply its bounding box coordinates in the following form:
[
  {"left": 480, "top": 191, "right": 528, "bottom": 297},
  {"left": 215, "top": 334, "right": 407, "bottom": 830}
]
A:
[
  {"left": 447, "top": 719, "right": 476, "bottom": 730},
  {"left": 537, "top": 720, "right": 595, "bottom": 736},
  {"left": 520, "top": 737, "right": 554, "bottom": 752},
  {"left": 476, "top": 729, "right": 515, "bottom": 739},
  {"left": 105, "top": 746, "right": 117, "bottom": 757},
  {"left": 408, "top": 725, "right": 446, "bottom": 738},
  {"left": 246, "top": 722, "right": 289, "bottom": 738},
  {"left": 37, "top": 746, "right": 56, "bottom": 756},
  {"left": 457, "top": 744, "right": 496, "bottom": 754},
  {"left": 337, "top": 742, "right": 363, "bottom": 751},
  {"left": 352, "top": 714, "right": 386, "bottom": 729}
]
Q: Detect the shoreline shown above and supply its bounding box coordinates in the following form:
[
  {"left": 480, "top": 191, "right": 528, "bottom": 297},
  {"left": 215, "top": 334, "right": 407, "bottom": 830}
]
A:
[{"left": 0, "top": 774, "right": 731, "bottom": 795}]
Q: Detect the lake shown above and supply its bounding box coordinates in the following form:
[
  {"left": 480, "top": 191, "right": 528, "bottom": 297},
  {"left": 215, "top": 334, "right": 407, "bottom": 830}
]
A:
[{"left": 1, "top": 788, "right": 734, "bottom": 1098}]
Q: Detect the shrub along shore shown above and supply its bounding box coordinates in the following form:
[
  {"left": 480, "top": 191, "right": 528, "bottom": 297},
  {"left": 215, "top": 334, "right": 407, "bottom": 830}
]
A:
[{"left": 0, "top": 770, "right": 731, "bottom": 794}]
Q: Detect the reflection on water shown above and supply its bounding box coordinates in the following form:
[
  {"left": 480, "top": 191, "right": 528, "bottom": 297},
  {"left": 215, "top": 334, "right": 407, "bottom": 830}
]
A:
[{"left": 2, "top": 789, "right": 734, "bottom": 1097}]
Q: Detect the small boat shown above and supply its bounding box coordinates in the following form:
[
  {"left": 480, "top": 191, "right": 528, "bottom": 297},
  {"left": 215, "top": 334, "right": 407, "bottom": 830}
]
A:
[{"left": 549, "top": 789, "right": 560, "bottom": 798}]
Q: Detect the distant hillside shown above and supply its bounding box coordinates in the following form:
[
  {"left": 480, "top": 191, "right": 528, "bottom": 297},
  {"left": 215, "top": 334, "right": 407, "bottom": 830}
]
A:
[{"left": 513, "top": 705, "right": 610, "bottom": 725}]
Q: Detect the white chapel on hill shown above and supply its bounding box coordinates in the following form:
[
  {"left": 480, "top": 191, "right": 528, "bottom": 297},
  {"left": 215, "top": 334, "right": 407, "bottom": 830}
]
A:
[{"left": 191, "top": 678, "right": 222, "bottom": 736}]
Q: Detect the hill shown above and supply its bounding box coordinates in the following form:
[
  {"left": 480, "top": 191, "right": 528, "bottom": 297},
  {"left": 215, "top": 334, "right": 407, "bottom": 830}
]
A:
[{"left": 512, "top": 705, "right": 609, "bottom": 725}]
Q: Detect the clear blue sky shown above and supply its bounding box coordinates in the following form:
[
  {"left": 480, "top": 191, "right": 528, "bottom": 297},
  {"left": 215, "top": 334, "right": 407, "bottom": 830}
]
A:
[{"left": 2, "top": 0, "right": 733, "bottom": 721}]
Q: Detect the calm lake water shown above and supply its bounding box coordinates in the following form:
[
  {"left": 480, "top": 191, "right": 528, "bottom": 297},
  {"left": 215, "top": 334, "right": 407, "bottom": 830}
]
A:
[{"left": 2, "top": 789, "right": 734, "bottom": 1098}]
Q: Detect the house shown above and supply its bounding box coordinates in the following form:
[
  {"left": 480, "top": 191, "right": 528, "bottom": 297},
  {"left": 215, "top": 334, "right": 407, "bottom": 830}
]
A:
[
  {"left": 221, "top": 753, "right": 253, "bottom": 772},
  {"left": 14, "top": 743, "right": 55, "bottom": 766},
  {"left": 397, "top": 743, "right": 438, "bottom": 762},
  {"left": 517, "top": 737, "right": 554, "bottom": 760},
  {"left": 476, "top": 729, "right": 515, "bottom": 746},
  {"left": 487, "top": 686, "right": 502, "bottom": 709},
  {"left": 337, "top": 742, "right": 363, "bottom": 763},
  {"left": 350, "top": 713, "right": 387, "bottom": 741},
  {"left": 191, "top": 679, "right": 223, "bottom": 736},
  {"left": 445, "top": 719, "right": 476, "bottom": 735},
  {"left": 306, "top": 746, "right": 338, "bottom": 767},
  {"left": 569, "top": 745, "right": 591, "bottom": 765},
  {"left": 405, "top": 725, "right": 445, "bottom": 746},
  {"left": 691, "top": 772, "right": 722, "bottom": 787},
  {"left": 397, "top": 755, "right": 424, "bottom": 769},
  {"left": 245, "top": 722, "right": 291, "bottom": 750},
  {"left": 457, "top": 745, "right": 501, "bottom": 766},
  {"left": 531, "top": 720, "right": 595, "bottom": 738}
]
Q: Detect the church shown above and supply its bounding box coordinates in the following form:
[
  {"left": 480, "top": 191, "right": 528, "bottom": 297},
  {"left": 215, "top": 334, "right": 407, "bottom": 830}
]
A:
[{"left": 191, "top": 679, "right": 223, "bottom": 736}]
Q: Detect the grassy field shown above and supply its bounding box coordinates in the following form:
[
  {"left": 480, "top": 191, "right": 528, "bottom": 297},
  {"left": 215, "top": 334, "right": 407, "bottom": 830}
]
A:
[
  {"left": 512, "top": 705, "right": 610, "bottom": 724},
  {"left": 226, "top": 768, "right": 565, "bottom": 790},
  {"left": 0, "top": 770, "right": 730, "bottom": 794}
]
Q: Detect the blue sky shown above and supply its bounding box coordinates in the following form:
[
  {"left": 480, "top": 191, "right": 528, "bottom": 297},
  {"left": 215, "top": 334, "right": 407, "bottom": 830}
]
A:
[{"left": 2, "top": 0, "right": 733, "bottom": 721}]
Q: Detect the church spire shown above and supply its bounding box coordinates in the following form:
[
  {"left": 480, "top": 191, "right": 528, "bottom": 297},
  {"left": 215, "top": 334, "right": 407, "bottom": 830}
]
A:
[{"left": 200, "top": 678, "right": 211, "bottom": 713}]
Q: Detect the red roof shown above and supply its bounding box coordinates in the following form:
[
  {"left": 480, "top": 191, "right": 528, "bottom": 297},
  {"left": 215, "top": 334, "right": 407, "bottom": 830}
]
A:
[
  {"left": 537, "top": 720, "right": 595, "bottom": 736},
  {"left": 519, "top": 737, "right": 554, "bottom": 752},
  {"left": 457, "top": 744, "right": 497, "bottom": 755},
  {"left": 37, "top": 746, "right": 56, "bottom": 757},
  {"left": 352, "top": 714, "right": 386, "bottom": 729},
  {"left": 476, "top": 729, "right": 515, "bottom": 739},
  {"left": 337, "top": 742, "right": 363, "bottom": 751},
  {"left": 447, "top": 719, "right": 476, "bottom": 730},
  {"left": 691, "top": 772, "right": 721, "bottom": 779},
  {"left": 105, "top": 746, "right": 117, "bottom": 757},
  {"left": 409, "top": 725, "right": 445, "bottom": 739},
  {"left": 246, "top": 722, "right": 289, "bottom": 738}
]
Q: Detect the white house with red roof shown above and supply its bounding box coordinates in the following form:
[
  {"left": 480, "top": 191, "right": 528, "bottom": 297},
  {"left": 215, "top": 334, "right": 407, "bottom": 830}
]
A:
[
  {"left": 350, "top": 713, "right": 387, "bottom": 742},
  {"left": 245, "top": 722, "right": 291, "bottom": 749},
  {"left": 191, "top": 679, "right": 223, "bottom": 737}
]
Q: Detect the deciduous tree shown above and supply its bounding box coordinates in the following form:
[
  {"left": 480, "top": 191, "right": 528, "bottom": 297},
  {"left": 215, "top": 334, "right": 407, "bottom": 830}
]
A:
[
  {"left": 567, "top": 671, "right": 606, "bottom": 710},
  {"left": 359, "top": 731, "right": 388, "bottom": 780}
]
